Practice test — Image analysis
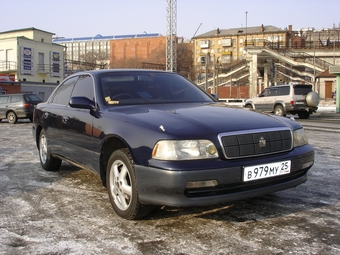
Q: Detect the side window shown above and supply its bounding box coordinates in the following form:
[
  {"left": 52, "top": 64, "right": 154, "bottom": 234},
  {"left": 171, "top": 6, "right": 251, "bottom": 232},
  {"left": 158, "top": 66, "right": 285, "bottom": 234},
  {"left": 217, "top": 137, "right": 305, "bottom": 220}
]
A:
[
  {"left": 278, "top": 86, "right": 290, "bottom": 96},
  {"left": 0, "top": 96, "right": 9, "bottom": 104},
  {"left": 51, "top": 76, "right": 78, "bottom": 105},
  {"left": 10, "top": 95, "right": 21, "bottom": 103},
  {"left": 261, "top": 88, "right": 271, "bottom": 97},
  {"left": 71, "top": 75, "right": 94, "bottom": 101},
  {"left": 269, "top": 88, "right": 278, "bottom": 96}
]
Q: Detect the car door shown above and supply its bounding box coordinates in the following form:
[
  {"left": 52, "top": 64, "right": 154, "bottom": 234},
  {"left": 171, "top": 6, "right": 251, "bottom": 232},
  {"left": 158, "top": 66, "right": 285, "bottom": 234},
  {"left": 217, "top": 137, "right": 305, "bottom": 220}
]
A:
[
  {"left": 61, "top": 74, "right": 99, "bottom": 171},
  {"left": 41, "top": 76, "right": 78, "bottom": 155},
  {"left": 254, "top": 88, "right": 273, "bottom": 111},
  {"left": 0, "top": 95, "right": 9, "bottom": 119}
]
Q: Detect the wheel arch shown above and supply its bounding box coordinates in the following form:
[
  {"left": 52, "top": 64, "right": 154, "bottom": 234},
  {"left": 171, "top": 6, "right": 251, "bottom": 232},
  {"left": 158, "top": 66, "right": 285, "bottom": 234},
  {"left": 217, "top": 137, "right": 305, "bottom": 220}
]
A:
[
  {"left": 35, "top": 125, "right": 43, "bottom": 149},
  {"left": 272, "top": 101, "right": 286, "bottom": 112},
  {"left": 100, "top": 136, "right": 130, "bottom": 187},
  {"left": 244, "top": 101, "right": 255, "bottom": 109}
]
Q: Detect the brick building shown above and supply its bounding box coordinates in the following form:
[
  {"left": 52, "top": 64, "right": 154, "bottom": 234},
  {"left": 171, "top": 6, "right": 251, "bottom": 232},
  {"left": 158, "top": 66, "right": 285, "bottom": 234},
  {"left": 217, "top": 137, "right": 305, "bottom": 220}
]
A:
[{"left": 110, "top": 36, "right": 166, "bottom": 69}]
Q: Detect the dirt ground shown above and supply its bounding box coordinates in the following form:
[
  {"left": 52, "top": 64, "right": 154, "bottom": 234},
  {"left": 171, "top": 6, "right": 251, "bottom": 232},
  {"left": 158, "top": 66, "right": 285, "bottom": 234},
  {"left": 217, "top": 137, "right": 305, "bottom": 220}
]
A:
[{"left": 0, "top": 118, "right": 339, "bottom": 255}]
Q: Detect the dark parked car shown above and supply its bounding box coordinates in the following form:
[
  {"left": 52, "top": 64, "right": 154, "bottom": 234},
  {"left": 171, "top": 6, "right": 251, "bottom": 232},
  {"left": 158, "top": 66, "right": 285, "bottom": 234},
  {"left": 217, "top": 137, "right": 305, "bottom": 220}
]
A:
[
  {"left": 0, "top": 93, "right": 43, "bottom": 124},
  {"left": 32, "top": 70, "right": 315, "bottom": 219}
]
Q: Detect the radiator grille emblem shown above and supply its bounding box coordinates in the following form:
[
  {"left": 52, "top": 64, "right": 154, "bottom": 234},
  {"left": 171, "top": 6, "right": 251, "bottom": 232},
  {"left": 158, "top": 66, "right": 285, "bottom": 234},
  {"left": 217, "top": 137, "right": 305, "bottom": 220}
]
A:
[{"left": 259, "top": 137, "right": 266, "bottom": 148}]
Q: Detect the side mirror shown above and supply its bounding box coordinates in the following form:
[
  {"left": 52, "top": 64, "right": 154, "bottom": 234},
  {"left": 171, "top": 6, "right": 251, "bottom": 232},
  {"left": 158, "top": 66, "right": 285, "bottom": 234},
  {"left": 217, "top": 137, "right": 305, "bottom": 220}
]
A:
[
  {"left": 210, "top": 93, "right": 218, "bottom": 100},
  {"left": 69, "top": 96, "right": 95, "bottom": 109}
]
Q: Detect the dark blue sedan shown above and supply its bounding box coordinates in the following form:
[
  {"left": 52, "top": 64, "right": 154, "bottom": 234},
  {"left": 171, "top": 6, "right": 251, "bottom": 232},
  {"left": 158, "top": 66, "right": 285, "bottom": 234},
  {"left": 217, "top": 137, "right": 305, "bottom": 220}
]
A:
[{"left": 32, "top": 69, "right": 314, "bottom": 219}]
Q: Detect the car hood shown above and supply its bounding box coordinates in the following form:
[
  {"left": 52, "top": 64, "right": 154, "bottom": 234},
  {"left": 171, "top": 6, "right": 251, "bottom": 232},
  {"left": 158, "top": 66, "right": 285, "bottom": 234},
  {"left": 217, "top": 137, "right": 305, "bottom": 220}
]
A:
[{"left": 107, "top": 102, "right": 298, "bottom": 137}]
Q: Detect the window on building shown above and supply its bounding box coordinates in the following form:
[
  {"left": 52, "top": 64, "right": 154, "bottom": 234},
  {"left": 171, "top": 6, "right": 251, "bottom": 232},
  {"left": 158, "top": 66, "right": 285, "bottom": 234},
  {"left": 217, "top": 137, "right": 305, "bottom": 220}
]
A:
[
  {"left": 38, "top": 92, "right": 45, "bottom": 101},
  {"left": 38, "top": 53, "right": 45, "bottom": 72}
]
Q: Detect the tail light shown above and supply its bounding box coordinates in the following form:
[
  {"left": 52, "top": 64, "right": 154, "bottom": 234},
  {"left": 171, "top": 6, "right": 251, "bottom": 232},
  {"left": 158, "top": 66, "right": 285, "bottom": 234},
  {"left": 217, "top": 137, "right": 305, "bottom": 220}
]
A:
[
  {"left": 290, "top": 101, "right": 295, "bottom": 106},
  {"left": 24, "top": 103, "right": 30, "bottom": 108}
]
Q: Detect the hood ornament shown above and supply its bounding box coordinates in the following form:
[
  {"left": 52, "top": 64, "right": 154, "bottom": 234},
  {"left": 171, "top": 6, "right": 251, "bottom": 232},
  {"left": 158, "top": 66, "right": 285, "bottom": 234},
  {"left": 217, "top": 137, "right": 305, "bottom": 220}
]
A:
[
  {"left": 259, "top": 136, "right": 266, "bottom": 148},
  {"left": 159, "top": 125, "right": 166, "bottom": 132}
]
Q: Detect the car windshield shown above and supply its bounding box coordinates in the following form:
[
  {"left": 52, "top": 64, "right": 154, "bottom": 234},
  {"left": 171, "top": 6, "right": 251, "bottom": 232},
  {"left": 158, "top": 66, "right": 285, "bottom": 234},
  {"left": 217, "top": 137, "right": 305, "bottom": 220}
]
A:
[{"left": 99, "top": 71, "right": 214, "bottom": 105}]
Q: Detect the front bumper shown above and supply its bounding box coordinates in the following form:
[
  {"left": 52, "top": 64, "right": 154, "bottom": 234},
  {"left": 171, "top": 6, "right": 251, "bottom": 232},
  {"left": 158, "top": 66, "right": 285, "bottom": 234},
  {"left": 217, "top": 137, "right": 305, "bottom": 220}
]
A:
[{"left": 135, "top": 146, "right": 314, "bottom": 207}]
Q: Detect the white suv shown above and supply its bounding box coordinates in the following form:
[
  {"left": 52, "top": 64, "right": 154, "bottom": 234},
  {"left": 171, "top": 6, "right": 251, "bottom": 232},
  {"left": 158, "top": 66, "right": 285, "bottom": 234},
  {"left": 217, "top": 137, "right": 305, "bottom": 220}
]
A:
[{"left": 244, "top": 83, "right": 319, "bottom": 119}]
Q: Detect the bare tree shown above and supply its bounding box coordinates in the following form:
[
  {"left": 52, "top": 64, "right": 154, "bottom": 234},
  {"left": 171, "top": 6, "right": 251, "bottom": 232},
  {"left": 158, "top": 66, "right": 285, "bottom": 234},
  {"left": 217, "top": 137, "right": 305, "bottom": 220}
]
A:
[
  {"left": 113, "top": 57, "right": 143, "bottom": 69},
  {"left": 177, "top": 43, "right": 193, "bottom": 79},
  {"left": 78, "top": 51, "right": 109, "bottom": 70}
]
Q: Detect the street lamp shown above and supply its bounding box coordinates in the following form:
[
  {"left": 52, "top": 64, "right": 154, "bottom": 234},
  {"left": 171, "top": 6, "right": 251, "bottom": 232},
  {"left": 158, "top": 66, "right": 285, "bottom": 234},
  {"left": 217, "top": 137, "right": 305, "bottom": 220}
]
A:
[
  {"left": 312, "top": 36, "right": 316, "bottom": 91},
  {"left": 245, "top": 11, "right": 248, "bottom": 47},
  {"left": 334, "top": 35, "right": 336, "bottom": 65}
]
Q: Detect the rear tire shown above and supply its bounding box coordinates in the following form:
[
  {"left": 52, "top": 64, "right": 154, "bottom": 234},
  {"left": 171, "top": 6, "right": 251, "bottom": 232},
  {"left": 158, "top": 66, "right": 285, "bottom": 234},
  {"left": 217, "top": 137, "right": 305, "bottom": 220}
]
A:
[
  {"left": 7, "top": 111, "right": 17, "bottom": 124},
  {"left": 298, "top": 111, "right": 310, "bottom": 119},
  {"left": 38, "top": 130, "right": 62, "bottom": 171},
  {"left": 106, "top": 148, "right": 153, "bottom": 220},
  {"left": 274, "top": 105, "right": 285, "bottom": 117}
]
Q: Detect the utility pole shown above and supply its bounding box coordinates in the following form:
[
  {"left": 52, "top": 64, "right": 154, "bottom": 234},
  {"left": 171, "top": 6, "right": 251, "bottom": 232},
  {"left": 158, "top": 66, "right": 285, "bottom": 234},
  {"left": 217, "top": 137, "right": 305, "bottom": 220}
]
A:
[
  {"left": 166, "top": 0, "right": 177, "bottom": 72},
  {"left": 245, "top": 11, "right": 248, "bottom": 47}
]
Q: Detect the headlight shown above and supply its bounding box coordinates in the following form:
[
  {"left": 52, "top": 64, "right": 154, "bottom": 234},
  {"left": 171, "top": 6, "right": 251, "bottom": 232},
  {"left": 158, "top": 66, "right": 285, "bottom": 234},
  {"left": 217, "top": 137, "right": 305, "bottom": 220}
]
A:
[
  {"left": 152, "top": 140, "right": 218, "bottom": 160},
  {"left": 293, "top": 128, "right": 308, "bottom": 147}
]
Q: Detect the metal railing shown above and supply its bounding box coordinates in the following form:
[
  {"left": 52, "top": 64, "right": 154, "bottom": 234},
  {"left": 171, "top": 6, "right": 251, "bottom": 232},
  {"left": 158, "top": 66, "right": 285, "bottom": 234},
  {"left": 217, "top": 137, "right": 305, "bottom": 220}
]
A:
[{"left": 0, "top": 60, "right": 17, "bottom": 71}]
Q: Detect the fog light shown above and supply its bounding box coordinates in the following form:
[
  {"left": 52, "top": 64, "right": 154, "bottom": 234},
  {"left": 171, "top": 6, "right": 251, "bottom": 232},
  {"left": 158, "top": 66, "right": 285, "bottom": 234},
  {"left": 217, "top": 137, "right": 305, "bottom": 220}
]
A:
[
  {"left": 186, "top": 180, "right": 218, "bottom": 189},
  {"left": 302, "top": 160, "right": 314, "bottom": 169}
]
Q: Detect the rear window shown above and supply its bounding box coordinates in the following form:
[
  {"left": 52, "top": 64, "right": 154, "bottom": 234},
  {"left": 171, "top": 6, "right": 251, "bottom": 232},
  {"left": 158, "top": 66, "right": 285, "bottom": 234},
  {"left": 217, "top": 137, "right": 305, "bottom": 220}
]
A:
[
  {"left": 293, "top": 85, "right": 312, "bottom": 95},
  {"left": 24, "top": 94, "right": 43, "bottom": 102}
]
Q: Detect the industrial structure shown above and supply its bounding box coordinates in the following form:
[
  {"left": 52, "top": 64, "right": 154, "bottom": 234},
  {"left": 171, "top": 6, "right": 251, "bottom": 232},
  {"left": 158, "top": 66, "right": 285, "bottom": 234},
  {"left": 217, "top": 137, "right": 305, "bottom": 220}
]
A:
[
  {"left": 166, "top": 0, "right": 177, "bottom": 72},
  {"left": 192, "top": 24, "right": 340, "bottom": 99}
]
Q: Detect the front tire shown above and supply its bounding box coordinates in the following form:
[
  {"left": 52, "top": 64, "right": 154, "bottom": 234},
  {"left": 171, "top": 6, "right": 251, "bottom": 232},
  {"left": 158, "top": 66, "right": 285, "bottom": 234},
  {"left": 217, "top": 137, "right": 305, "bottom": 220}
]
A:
[
  {"left": 39, "top": 130, "right": 62, "bottom": 171},
  {"left": 106, "top": 148, "right": 153, "bottom": 220}
]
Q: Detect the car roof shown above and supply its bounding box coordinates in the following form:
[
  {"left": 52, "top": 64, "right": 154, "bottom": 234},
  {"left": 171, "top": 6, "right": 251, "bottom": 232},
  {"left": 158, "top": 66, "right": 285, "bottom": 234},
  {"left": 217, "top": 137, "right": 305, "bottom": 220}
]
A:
[
  {"left": 66, "top": 69, "right": 175, "bottom": 79},
  {"left": 0, "top": 93, "right": 38, "bottom": 96}
]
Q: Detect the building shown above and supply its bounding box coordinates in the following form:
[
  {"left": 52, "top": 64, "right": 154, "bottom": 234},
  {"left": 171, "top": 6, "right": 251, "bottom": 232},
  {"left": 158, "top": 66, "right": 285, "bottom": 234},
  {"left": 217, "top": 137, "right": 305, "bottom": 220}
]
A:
[
  {"left": 0, "top": 27, "right": 65, "bottom": 100},
  {"left": 193, "top": 25, "right": 288, "bottom": 76},
  {"left": 193, "top": 24, "right": 340, "bottom": 99},
  {"left": 110, "top": 35, "right": 166, "bottom": 69},
  {"left": 53, "top": 33, "right": 164, "bottom": 74},
  {"left": 316, "top": 69, "right": 337, "bottom": 100}
]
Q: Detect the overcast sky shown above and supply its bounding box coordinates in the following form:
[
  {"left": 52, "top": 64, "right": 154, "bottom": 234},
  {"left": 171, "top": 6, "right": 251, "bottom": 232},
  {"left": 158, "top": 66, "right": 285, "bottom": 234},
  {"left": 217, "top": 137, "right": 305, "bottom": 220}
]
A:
[{"left": 1, "top": 0, "right": 339, "bottom": 39}]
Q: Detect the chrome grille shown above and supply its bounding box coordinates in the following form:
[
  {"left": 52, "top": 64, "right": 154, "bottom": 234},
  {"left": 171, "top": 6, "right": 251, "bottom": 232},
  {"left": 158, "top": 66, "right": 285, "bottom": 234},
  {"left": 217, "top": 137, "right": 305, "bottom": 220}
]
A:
[{"left": 218, "top": 128, "right": 293, "bottom": 159}]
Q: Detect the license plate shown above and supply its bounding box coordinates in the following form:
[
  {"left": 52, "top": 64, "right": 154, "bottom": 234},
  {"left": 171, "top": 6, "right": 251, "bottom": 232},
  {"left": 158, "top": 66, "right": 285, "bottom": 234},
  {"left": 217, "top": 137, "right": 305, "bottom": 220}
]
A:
[{"left": 243, "top": 160, "right": 291, "bottom": 182}]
